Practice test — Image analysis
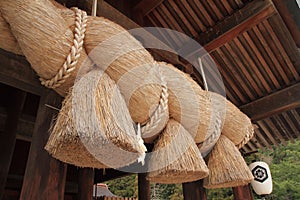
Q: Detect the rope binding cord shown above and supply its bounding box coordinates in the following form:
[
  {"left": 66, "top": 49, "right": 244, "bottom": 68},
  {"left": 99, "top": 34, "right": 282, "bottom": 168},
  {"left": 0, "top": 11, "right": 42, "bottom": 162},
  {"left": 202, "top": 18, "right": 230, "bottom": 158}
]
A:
[{"left": 39, "top": 7, "right": 87, "bottom": 89}]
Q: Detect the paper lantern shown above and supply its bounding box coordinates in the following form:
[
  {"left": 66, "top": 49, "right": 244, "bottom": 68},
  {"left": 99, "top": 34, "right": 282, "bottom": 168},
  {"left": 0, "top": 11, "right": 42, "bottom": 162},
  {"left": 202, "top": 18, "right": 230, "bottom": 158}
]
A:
[{"left": 249, "top": 161, "right": 272, "bottom": 195}]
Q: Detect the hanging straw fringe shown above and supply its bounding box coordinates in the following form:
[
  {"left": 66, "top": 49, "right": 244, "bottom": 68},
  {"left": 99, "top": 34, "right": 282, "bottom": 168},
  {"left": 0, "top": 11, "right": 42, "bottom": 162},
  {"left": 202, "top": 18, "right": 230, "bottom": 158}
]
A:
[
  {"left": 204, "top": 135, "right": 254, "bottom": 188},
  {"left": 148, "top": 119, "right": 209, "bottom": 184},
  {"left": 40, "top": 7, "right": 87, "bottom": 89},
  {"left": 45, "top": 70, "right": 146, "bottom": 168}
]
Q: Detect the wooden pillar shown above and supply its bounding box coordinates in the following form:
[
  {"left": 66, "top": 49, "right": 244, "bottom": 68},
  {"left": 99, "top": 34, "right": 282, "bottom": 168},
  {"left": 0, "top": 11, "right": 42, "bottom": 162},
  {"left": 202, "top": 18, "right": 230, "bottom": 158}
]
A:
[
  {"left": 233, "top": 184, "right": 254, "bottom": 200},
  {"left": 78, "top": 168, "right": 94, "bottom": 200},
  {"left": 0, "top": 89, "right": 26, "bottom": 199},
  {"left": 138, "top": 173, "right": 150, "bottom": 200},
  {"left": 183, "top": 179, "right": 207, "bottom": 200},
  {"left": 20, "top": 91, "right": 67, "bottom": 200}
]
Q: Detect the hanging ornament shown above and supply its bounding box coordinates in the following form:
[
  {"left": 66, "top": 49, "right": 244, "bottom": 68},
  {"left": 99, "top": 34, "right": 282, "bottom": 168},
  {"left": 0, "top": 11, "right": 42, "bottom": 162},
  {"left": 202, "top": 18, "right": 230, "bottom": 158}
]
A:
[{"left": 249, "top": 161, "right": 273, "bottom": 195}]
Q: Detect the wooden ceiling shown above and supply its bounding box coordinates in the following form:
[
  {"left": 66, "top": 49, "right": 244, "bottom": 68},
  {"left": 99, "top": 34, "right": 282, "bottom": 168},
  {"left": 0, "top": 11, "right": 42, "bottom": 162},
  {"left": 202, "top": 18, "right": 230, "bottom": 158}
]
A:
[
  {"left": 0, "top": 0, "right": 299, "bottom": 155},
  {"left": 131, "top": 0, "right": 300, "bottom": 153}
]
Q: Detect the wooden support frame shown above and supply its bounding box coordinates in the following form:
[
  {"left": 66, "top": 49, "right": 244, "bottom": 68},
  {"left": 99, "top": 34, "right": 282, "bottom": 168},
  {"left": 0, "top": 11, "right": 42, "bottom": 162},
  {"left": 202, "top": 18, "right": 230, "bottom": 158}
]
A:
[
  {"left": 178, "top": 0, "right": 276, "bottom": 56},
  {"left": 138, "top": 173, "right": 150, "bottom": 200},
  {"left": 78, "top": 168, "right": 94, "bottom": 200},
  {"left": 233, "top": 184, "right": 254, "bottom": 200},
  {"left": 20, "top": 91, "right": 67, "bottom": 200},
  {"left": 182, "top": 179, "right": 207, "bottom": 200},
  {"left": 133, "top": 0, "right": 164, "bottom": 17},
  {"left": 240, "top": 83, "right": 300, "bottom": 121},
  {"left": 0, "top": 89, "right": 26, "bottom": 199},
  {"left": 0, "top": 49, "right": 45, "bottom": 96}
]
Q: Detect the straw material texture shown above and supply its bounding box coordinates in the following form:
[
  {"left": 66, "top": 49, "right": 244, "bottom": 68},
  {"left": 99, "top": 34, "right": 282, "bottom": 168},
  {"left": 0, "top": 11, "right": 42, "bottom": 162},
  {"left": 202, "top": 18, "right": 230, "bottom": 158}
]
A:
[
  {"left": 0, "top": 11, "right": 22, "bottom": 55},
  {"left": 84, "top": 17, "right": 162, "bottom": 124},
  {"left": 0, "top": 0, "right": 93, "bottom": 96},
  {"left": 0, "top": 0, "right": 253, "bottom": 148},
  {"left": 222, "top": 100, "right": 254, "bottom": 146},
  {"left": 45, "top": 70, "right": 145, "bottom": 168},
  {"left": 148, "top": 119, "right": 209, "bottom": 184},
  {"left": 204, "top": 135, "right": 254, "bottom": 189}
]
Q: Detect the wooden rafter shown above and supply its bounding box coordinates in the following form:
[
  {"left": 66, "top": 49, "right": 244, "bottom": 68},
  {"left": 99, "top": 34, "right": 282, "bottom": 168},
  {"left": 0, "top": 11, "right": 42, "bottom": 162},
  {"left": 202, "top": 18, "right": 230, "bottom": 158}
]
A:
[
  {"left": 240, "top": 83, "right": 300, "bottom": 121},
  {"left": 178, "top": 0, "right": 276, "bottom": 57},
  {"left": 133, "top": 0, "right": 164, "bottom": 17},
  {"left": 272, "top": 0, "right": 300, "bottom": 48}
]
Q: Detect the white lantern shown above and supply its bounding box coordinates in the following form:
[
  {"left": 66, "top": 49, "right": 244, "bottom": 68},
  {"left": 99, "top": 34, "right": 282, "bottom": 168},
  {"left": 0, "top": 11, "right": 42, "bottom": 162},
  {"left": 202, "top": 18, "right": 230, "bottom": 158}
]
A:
[{"left": 249, "top": 161, "right": 273, "bottom": 195}]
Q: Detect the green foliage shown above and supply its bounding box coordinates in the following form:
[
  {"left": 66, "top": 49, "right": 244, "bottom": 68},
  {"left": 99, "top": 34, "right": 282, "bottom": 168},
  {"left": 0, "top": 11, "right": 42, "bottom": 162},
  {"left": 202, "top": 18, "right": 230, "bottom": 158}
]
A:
[
  {"left": 105, "top": 174, "right": 138, "bottom": 198},
  {"left": 207, "top": 188, "right": 233, "bottom": 200},
  {"left": 151, "top": 183, "right": 183, "bottom": 200},
  {"left": 257, "top": 140, "right": 300, "bottom": 200},
  {"left": 103, "top": 140, "right": 299, "bottom": 199}
]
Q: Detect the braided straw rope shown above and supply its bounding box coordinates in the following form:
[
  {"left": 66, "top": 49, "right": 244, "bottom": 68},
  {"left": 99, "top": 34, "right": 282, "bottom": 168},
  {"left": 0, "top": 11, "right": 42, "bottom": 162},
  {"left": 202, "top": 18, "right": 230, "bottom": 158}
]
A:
[
  {"left": 236, "top": 126, "right": 254, "bottom": 149},
  {"left": 198, "top": 113, "right": 222, "bottom": 156},
  {"left": 40, "top": 7, "right": 87, "bottom": 89},
  {"left": 141, "top": 66, "right": 169, "bottom": 142}
]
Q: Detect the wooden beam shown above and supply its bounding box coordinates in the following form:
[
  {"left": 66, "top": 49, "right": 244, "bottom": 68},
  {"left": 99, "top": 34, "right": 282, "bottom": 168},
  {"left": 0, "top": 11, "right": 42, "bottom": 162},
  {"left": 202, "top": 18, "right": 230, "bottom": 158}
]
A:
[
  {"left": 182, "top": 179, "right": 207, "bottom": 200},
  {"left": 0, "top": 49, "right": 45, "bottom": 96},
  {"left": 178, "top": 0, "right": 276, "bottom": 57},
  {"left": 240, "top": 83, "right": 300, "bottom": 121},
  {"left": 0, "top": 109, "right": 35, "bottom": 142},
  {"left": 20, "top": 91, "right": 67, "bottom": 200},
  {"left": 133, "top": 0, "right": 164, "bottom": 17},
  {"left": 0, "top": 89, "right": 26, "bottom": 199},
  {"left": 78, "top": 168, "right": 94, "bottom": 200},
  {"left": 138, "top": 173, "right": 150, "bottom": 200},
  {"left": 82, "top": 0, "right": 184, "bottom": 66},
  {"left": 233, "top": 184, "right": 254, "bottom": 200},
  {"left": 272, "top": 0, "right": 300, "bottom": 48},
  {"left": 94, "top": 169, "right": 131, "bottom": 183}
]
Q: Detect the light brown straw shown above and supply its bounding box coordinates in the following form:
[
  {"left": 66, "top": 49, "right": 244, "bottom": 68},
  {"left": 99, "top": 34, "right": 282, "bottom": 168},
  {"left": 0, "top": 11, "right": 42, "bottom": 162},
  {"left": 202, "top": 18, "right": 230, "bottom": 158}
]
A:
[
  {"left": 45, "top": 70, "right": 145, "bottom": 168},
  {"left": 204, "top": 135, "right": 254, "bottom": 188},
  {"left": 148, "top": 119, "right": 209, "bottom": 184}
]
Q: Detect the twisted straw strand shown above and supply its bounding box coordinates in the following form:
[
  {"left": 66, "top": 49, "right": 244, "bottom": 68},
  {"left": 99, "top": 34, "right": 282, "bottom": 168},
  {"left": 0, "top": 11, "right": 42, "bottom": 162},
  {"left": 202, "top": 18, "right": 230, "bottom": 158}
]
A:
[{"left": 40, "top": 7, "right": 87, "bottom": 89}]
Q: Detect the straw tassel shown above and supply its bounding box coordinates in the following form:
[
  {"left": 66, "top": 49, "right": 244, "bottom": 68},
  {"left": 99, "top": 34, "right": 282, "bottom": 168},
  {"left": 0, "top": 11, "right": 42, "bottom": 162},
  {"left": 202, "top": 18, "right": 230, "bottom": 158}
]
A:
[
  {"left": 45, "top": 70, "right": 146, "bottom": 169},
  {"left": 204, "top": 135, "right": 254, "bottom": 189},
  {"left": 148, "top": 119, "right": 209, "bottom": 184}
]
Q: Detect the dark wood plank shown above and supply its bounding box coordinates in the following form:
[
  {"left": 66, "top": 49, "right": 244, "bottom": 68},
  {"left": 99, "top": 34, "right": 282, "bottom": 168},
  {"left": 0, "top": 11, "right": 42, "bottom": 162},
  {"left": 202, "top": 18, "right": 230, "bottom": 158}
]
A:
[
  {"left": 0, "top": 89, "right": 26, "bottom": 199},
  {"left": 240, "top": 82, "right": 300, "bottom": 121},
  {"left": 94, "top": 169, "right": 130, "bottom": 183},
  {"left": 178, "top": 0, "right": 276, "bottom": 56},
  {"left": 272, "top": 0, "right": 300, "bottom": 48},
  {"left": 265, "top": 118, "right": 287, "bottom": 145},
  {"left": 138, "top": 173, "right": 150, "bottom": 200},
  {"left": 254, "top": 129, "right": 272, "bottom": 149},
  {"left": 182, "top": 179, "right": 207, "bottom": 200},
  {"left": 133, "top": 0, "right": 164, "bottom": 17},
  {"left": 0, "top": 49, "right": 45, "bottom": 96},
  {"left": 78, "top": 168, "right": 94, "bottom": 200},
  {"left": 20, "top": 91, "right": 67, "bottom": 200},
  {"left": 233, "top": 184, "right": 254, "bottom": 200}
]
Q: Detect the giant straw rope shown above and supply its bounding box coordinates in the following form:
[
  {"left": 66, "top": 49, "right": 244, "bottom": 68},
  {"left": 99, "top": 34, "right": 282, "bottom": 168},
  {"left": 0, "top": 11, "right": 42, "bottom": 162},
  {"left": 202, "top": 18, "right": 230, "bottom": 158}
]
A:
[{"left": 0, "top": 0, "right": 254, "bottom": 185}]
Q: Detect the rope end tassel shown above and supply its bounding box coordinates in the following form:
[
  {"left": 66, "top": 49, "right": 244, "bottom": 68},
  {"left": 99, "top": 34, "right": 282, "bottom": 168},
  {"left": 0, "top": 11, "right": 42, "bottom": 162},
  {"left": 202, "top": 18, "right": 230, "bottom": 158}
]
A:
[{"left": 137, "top": 123, "right": 147, "bottom": 165}]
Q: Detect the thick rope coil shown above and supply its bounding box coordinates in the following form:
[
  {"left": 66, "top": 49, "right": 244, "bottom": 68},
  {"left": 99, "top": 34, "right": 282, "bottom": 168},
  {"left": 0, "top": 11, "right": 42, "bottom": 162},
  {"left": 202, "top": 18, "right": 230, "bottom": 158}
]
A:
[
  {"left": 39, "top": 7, "right": 87, "bottom": 89},
  {"left": 236, "top": 126, "right": 254, "bottom": 149},
  {"left": 141, "top": 65, "right": 169, "bottom": 142}
]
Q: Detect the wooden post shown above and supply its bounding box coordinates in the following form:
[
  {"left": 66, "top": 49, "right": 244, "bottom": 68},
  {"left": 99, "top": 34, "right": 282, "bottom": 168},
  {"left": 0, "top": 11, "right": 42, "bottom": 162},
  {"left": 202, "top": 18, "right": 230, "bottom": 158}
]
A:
[
  {"left": 20, "top": 91, "right": 67, "bottom": 200},
  {"left": 233, "top": 184, "right": 254, "bottom": 200},
  {"left": 78, "top": 168, "right": 94, "bottom": 200},
  {"left": 138, "top": 173, "right": 150, "bottom": 200},
  {"left": 0, "top": 89, "right": 26, "bottom": 199},
  {"left": 183, "top": 179, "right": 207, "bottom": 200}
]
